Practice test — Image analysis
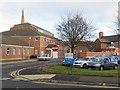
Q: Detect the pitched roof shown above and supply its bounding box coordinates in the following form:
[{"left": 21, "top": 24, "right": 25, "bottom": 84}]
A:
[
  {"left": 0, "top": 35, "right": 33, "bottom": 47},
  {"left": 6, "top": 22, "right": 54, "bottom": 37},
  {"left": 2, "top": 29, "right": 40, "bottom": 36},
  {"left": 2, "top": 22, "right": 55, "bottom": 39},
  {"left": 99, "top": 34, "right": 120, "bottom": 43}
]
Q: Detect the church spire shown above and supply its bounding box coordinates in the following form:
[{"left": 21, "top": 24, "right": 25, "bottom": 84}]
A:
[{"left": 21, "top": 9, "right": 25, "bottom": 24}]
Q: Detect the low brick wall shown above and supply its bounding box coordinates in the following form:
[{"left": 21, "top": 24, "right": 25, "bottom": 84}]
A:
[{"left": 79, "top": 52, "right": 112, "bottom": 58}]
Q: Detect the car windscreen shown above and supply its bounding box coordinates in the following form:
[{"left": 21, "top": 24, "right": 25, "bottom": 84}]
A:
[
  {"left": 93, "top": 57, "right": 103, "bottom": 62},
  {"left": 87, "top": 58, "right": 95, "bottom": 61}
]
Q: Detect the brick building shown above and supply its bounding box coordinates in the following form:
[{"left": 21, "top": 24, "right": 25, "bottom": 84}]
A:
[
  {"left": 95, "top": 32, "right": 120, "bottom": 55},
  {"left": 0, "top": 35, "right": 34, "bottom": 59},
  {"left": 1, "top": 10, "right": 67, "bottom": 59}
]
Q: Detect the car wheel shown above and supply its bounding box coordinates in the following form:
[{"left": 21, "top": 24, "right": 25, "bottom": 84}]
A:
[
  {"left": 114, "top": 65, "right": 118, "bottom": 69},
  {"left": 83, "top": 64, "right": 87, "bottom": 69},
  {"left": 99, "top": 66, "right": 104, "bottom": 70}
]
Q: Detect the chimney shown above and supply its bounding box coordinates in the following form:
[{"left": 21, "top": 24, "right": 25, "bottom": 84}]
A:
[{"left": 99, "top": 32, "right": 103, "bottom": 38}]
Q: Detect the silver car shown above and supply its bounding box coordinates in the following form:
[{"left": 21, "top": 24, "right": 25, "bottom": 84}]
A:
[{"left": 87, "top": 56, "right": 118, "bottom": 70}]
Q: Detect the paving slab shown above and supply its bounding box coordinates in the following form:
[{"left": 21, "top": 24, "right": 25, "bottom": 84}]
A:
[{"left": 20, "top": 74, "right": 56, "bottom": 80}]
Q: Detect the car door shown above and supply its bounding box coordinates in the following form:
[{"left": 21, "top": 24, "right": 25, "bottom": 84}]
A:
[
  {"left": 109, "top": 59, "right": 116, "bottom": 69},
  {"left": 103, "top": 58, "right": 112, "bottom": 69}
]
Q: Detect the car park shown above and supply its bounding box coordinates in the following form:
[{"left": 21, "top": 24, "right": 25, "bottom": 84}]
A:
[
  {"left": 37, "top": 54, "right": 51, "bottom": 61},
  {"left": 87, "top": 56, "right": 118, "bottom": 70}
]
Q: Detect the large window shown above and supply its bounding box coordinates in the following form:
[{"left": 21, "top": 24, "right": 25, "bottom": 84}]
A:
[
  {"left": 18, "top": 48, "right": 21, "bottom": 55},
  {"left": 13, "top": 48, "right": 16, "bottom": 55},
  {"left": 23, "top": 48, "right": 25, "bottom": 55},
  {"left": 7, "top": 48, "right": 10, "bottom": 55}
]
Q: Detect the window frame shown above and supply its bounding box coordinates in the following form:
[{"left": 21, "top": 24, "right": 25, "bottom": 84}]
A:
[
  {"left": 13, "top": 48, "right": 16, "bottom": 55},
  {"left": 7, "top": 48, "right": 10, "bottom": 55}
]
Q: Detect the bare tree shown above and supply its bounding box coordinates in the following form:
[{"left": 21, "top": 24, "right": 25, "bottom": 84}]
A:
[
  {"left": 56, "top": 13, "right": 95, "bottom": 53},
  {"left": 117, "top": 2, "right": 120, "bottom": 55},
  {"left": 117, "top": 2, "right": 120, "bottom": 34}
]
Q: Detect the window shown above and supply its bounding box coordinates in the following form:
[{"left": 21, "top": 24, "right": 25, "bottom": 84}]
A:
[
  {"left": 35, "top": 37, "right": 38, "bottom": 41},
  {"left": 35, "top": 50, "right": 38, "bottom": 55},
  {"left": 13, "top": 48, "right": 16, "bottom": 55},
  {"left": 7, "top": 48, "right": 10, "bottom": 55},
  {"left": 109, "top": 42, "right": 115, "bottom": 48},
  {"left": 18, "top": 48, "right": 21, "bottom": 55},
  {"left": 23, "top": 48, "right": 25, "bottom": 55},
  {"left": 28, "top": 49, "right": 30, "bottom": 55}
]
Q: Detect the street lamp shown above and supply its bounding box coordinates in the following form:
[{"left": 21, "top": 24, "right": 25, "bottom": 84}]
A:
[{"left": 28, "top": 37, "right": 31, "bottom": 59}]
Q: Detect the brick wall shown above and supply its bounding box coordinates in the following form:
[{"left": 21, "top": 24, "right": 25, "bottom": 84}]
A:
[
  {"left": 10, "top": 24, "right": 36, "bottom": 31},
  {"left": 12, "top": 36, "right": 40, "bottom": 54},
  {"left": 95, "top": 39, "right": 101, "bottom": 51},
  {"left": 1, "top": 44, "right": 34, "bottom": 60},
  {"left": 79, "top": 52, "right": 112, "bottom": 58}
]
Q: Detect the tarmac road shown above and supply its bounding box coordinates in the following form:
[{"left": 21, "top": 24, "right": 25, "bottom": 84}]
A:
[{"left": 1, "top": 59, "right": 119, "bottom": 90}]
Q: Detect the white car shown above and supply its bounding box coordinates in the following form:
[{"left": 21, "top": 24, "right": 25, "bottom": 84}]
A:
[
  {"left": 37, "top": 54, "right": 51, "bottom": 61},
  {"left": 73, "top": 58, "right": 93, "bottom": 68}
]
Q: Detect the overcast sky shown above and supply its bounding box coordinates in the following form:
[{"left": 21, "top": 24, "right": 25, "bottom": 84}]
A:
[{"left": 0, "top": 0, "right": 119, "bottom": 40}]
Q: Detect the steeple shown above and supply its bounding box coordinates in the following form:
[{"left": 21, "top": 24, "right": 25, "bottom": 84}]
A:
[{"left": 21, "top": 9, "right": 25, "bottom": 24}]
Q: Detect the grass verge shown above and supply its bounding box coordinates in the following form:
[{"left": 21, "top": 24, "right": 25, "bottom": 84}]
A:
[{"left": 41, "top": 65, "right": 120, "bottom": 77}]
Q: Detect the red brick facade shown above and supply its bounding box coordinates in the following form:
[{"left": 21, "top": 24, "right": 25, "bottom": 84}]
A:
[
  {"left": 10, "top": 24, "right": 36, "bottom": 31},
  {"left": 1, "top": 23, "right": 68, "bottom": 59},
  {"left": 1, "top": 44, "right": 34, "bottom": 60},
  {"left": 79, "top": 52, "right": 112, "bottom": 58},
  {"left": 95, "top": 32, "right": 120, "bottom": 55},
  {"left": 1, "top": 10, "right": 68, "bottom": 60}
]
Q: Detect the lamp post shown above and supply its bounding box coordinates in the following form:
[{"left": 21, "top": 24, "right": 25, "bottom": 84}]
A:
[{"left": 28, "top": 37, "right": 31, "bottom": 59}]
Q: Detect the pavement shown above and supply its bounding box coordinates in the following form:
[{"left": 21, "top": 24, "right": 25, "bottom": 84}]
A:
[
  {"left": 1, "top": 59, "right": 37, "bottom": 65},
  {"left": 11, "top": 66, "right": 120, "bottom": 88}
]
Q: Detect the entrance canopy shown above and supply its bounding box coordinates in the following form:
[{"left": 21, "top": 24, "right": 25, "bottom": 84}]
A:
[{"left": 46, "top": 44, "right": 58, "bottom": 51}]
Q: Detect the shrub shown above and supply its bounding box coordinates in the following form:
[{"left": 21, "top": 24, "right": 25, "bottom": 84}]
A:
[{"left": 30, "top": 54, "right": 38, "bottom": 59}]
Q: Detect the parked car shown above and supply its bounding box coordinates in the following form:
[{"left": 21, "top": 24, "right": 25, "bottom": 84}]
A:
[
  {"left": 37, "top": 54, "right": 51, "bottom": 61},
  {"left": 87, "top": 56, "right": 118, "bottom": 70},
  {"left": 106, "top": 55, "right": 119, "bottom": 65},
  {"left": 73, "top": 57, "right": 94, "bottom": 68},
  {"left": 115, "top": 55, "right": 120, "bottom": 64},
  {"left": 75, "top": 57, "right": 83, "bottom": 61}
]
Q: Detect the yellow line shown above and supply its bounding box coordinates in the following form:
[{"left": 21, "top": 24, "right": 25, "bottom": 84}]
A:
[
  {"left": 10, "top": 65, "right": 119, "bottom": 89},
  {"left": 33, "top": 81, "right": 119, "bottom": 89}
]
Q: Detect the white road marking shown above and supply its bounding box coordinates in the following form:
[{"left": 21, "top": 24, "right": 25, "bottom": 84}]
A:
[{"left": 0, "top": 77, "right": 11, "bottom": 80}]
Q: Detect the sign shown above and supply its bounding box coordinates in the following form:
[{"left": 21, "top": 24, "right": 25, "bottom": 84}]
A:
[
  {"left": 52, "top": 45, "right": 58, "bottom": 51},
  {"left": 65, "top": 53, "right": 73, "bottom": 59}
]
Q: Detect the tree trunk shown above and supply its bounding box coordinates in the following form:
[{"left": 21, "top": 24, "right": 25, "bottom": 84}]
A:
[{"left": 71, "top": 47, "right": 74, "bottom": 53}]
